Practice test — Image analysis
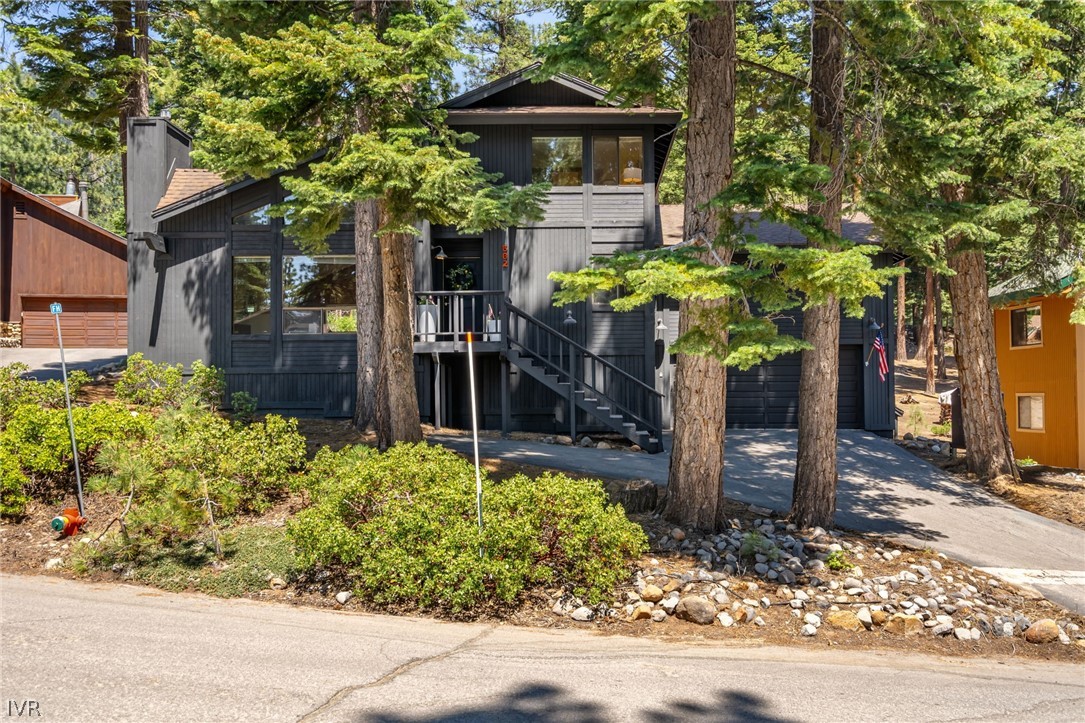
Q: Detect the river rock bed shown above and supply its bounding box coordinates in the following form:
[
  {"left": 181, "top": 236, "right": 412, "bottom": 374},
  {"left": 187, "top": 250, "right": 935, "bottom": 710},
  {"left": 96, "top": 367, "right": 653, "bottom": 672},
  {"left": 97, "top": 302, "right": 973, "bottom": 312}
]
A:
[{"left": 551, "top": 511, "right": 1084, "bottom": 648}]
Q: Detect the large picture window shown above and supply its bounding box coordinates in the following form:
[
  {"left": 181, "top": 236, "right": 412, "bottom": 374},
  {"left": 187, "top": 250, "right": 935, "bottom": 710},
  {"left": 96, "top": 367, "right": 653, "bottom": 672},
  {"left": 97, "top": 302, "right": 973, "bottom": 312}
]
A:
[
  {"left": 532, "top": 136, "right": 583, "bottom": 186},
  {"left": 232, "top": 256, "right": 271, "bottom": 335},
  {"left": 1010, "top": 305, "right": 1042, "bottom": 347},
  {"left": 232, "top": 202, "right": 271, "bottom": 226},
  {"left": 593, "top": 136, "right": 644, "bottom": 186},
  {"left": 282, "top": 255, "right": 357, "bottom": 334}
]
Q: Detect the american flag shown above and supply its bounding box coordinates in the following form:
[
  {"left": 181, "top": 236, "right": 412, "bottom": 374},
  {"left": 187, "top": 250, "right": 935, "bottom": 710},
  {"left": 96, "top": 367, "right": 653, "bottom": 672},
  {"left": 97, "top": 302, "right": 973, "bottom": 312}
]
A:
[{"left": 872, "top": 331, "right": 889, "bottom": 382}]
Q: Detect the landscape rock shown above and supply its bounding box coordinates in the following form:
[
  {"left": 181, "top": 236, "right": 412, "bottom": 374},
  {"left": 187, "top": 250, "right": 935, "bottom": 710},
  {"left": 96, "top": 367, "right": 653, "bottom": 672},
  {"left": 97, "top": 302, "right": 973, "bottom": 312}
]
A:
[
  {"left": 953, "top": 627, "right": 972, "bottom": 641},
  {"left": 801, "top": 623, "right": 818, "bottom": 636},
  {"left": 856, "top": 608, "right": 873, "bottom": 629},
  {"left": 630, "top": 603, "right": 653, "bottom": 621},
  {"left": 885, "top": 614, "right": 924, "bottom": 636},
  {"left": 579, "top": 436, "right": 594, "bottom": 448},
  {"left": 334, "top": 591, "right": 353, "bottom": 605},
  {"left": 269, "top": 577, "right": 287, "bottom": 590},
  {"left": 640, "top": 585, "right": 665, "bottom": 603},
  {"left": 675, "top": 596, "right": 717, "bottom": 625},
  {"left": 1024, "top": 619, "right": 1061, "bottom": 644},
  {"left": 651, "top": 609, "right": 668, "bottom": 623},
  {"left": 43, "top": 557, "right": 63, "bottom": 570},
  {"left": 717, "top": 612, "right": 735, "bottom": 627},
  {"left": 571, "top": 606, "right": 595, "bottom": 622},
  {"left": 825, "top": 610, "right": 864, "bottom": 632}
]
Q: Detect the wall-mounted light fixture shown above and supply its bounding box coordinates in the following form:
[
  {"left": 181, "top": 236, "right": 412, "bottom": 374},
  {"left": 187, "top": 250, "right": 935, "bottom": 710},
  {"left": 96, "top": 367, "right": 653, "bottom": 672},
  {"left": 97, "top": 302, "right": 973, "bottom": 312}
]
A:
[
  {"left": 655, "top": 317, "right": 668, "bottom": 340},
  {"left": 433, "top": 246, "right": 448, "bottom": 261},
  {"left": 563, "top": 309, "right": 577, "bottom": 327}
]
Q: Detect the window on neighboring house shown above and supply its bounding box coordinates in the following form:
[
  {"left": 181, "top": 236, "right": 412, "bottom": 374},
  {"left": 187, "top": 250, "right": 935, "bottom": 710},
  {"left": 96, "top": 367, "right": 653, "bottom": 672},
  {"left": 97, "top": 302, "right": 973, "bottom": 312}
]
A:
[
  {"left": 232, "top": 202, "right": 271, "bottom": 226},
  {"left": 282, "top": 255, "right": 357, "bottom": 334},
  {"left": 1017, "top": 394, "right": 1045, "bottom": 431},
  {"left": 593, "top": 136, "right": 644, "bottom": 186},
  {"left": 1010, "top": 305, "right": 1042, "bottom": 347},
  {"left": 232, "top": 256, "right": 272, "bottom": 335},
  {"left": 532, "top": 136, "right": 583, "bottom": 186}
]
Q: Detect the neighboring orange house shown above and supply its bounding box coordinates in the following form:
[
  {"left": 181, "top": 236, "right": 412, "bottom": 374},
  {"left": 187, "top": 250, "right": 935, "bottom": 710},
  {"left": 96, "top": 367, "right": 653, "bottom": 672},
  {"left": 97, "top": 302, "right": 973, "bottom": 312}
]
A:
[{"left": 990, "top": 264, "right": 1084, "bottom": 469}]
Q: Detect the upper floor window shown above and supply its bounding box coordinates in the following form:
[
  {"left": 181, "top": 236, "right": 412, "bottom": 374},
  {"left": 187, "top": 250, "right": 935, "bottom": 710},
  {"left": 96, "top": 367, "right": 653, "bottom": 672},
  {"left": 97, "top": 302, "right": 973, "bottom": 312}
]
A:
[
  {"left": 232, "top": 256, "right": 272, "bottom": 335},
  {"left": 283, "top": 255, "right": 356, "bottom": 334},
  {"left": 232, "top": 202, "right": 271, "bottom": 226},
  {"left": 532, "top": 136, "right": 583, "bottom": 186},
  {"left": 1010, "top": 305, "right": 1042, "bottom": 347},
  {"left": 593, "top": 136, "right": 643, "bottom": 186}
]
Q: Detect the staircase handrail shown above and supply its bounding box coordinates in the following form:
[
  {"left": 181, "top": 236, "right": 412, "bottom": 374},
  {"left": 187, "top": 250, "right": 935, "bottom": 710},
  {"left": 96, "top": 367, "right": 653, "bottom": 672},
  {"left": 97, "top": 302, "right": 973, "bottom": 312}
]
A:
[{"left": 505, "top": 302, "right": 662, "bottom": 400}]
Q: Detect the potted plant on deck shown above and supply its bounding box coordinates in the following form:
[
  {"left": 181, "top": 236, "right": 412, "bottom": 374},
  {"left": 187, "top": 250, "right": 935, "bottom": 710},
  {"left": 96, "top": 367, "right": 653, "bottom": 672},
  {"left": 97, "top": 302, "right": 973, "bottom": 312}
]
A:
[{"left": 416, "top": 295, "right": 437, "bottom": 342}]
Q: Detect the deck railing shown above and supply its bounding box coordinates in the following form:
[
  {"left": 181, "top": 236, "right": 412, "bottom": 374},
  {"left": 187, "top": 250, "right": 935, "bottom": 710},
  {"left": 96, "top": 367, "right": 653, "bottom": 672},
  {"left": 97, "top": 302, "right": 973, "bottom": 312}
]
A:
[{"left": 413, "top": 290, "right": 505, "bottom": 344}]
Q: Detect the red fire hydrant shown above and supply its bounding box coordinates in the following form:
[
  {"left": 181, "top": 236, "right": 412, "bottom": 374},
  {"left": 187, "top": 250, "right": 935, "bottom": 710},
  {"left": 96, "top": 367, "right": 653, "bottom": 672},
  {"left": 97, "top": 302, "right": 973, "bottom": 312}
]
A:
[{"left": 50, "top": 507, "right": 87, "bottom": 537}]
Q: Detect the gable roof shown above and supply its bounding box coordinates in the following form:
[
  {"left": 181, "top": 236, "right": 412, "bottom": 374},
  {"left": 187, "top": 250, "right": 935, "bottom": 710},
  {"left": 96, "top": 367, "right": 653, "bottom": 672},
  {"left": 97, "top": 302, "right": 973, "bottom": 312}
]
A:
[
  {"left": 658, "top": 204, "right": 879, "bottom": 247},
  {"left": 1, "top": 177, "right": 125, "bottom": 250},
  {"left": 155, "top": 168, "right": 226, "bottom": 212},
  {"left": 442, "top": 62, "right": 614, "bottom": 109},
  {"left": 988, "top": 261, "right": 1077, "bottom": 307}
]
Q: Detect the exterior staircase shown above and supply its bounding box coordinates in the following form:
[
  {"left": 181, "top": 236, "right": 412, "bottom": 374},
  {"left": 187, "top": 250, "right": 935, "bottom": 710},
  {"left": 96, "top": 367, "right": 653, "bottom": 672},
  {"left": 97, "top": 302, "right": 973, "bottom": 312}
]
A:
[{"left": 505, "top": 302, "right": 664, "bottom": 453}]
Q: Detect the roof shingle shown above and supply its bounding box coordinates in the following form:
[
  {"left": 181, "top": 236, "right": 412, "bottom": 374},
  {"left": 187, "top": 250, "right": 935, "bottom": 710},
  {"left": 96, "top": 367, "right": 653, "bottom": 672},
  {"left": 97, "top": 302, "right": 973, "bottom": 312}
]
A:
[{"left": 155, "top": 168, "right": 225, "bottom": 211}]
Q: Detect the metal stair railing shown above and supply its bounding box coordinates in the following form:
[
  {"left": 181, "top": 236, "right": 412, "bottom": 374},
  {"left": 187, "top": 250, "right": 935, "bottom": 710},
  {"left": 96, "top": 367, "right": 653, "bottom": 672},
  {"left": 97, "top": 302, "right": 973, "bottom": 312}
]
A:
[{"left": 505, "top": 301, "right": 663, "bottom": 443}]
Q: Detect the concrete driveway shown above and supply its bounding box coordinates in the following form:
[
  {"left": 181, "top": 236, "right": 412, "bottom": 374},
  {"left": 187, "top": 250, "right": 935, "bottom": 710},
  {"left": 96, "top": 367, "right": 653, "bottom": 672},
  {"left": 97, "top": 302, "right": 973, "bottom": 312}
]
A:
[
  {"left": 0, "top": 347, "right": 126, "bottom": 380},
  {"left": 429, "top": 430, "right": 1085, "bottom": 614},
  {"left": 3, "top": 575, "right": 1083, "bottom": 723}
]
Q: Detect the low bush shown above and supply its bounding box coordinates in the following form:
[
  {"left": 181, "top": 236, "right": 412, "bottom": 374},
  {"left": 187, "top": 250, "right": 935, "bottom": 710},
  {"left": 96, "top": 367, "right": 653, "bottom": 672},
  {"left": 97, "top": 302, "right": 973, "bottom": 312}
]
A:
[
  {"left": 0, "top": 402, "right": 153, "bottom": 516},
  {"left": 289, "top": 442, "right": 646, "bottom": 612},
  {"left": 89, "top": 405, "right": 306, "bottom": 553},
  {"left": 115, "top": 354, "right": 226, "bottom": 410},
  {"left": 0, "top": 362, "right": 90, "bottom": 425}
]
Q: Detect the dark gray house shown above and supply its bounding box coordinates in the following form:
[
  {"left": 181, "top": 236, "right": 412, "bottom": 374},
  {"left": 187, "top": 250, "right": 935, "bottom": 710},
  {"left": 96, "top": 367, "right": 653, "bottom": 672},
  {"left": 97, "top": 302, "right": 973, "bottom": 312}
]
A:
[{"left": 125, "top": 66, "right": 897, "bottom": 452}]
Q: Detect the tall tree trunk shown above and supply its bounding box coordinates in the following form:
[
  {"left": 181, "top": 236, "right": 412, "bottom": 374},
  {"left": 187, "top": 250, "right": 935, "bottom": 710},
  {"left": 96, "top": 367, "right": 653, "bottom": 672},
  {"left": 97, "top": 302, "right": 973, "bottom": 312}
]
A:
[
  {"left": 375, "top": 203, "right": 422, "bottom": 449},
  {"left": 941, "top": 184, "right": 1019, "bottom": 481},
  {"left": 114, "top": 1, "right": 134, "bottom": 201},
  {"left": 664, "top": 0, "right": 735, "bottom": 532},
  {"left": 923, "top": 266, "right": 936, "bottom": 394},
  {"left": 935, "top": 270, "right": 946, "bottom": 381},
  {"left": 133, "top": 1, "right": 150, "bottom": 116},
  {"left": 895, "top": 261, "right": 907, "bottom": 359},
  {"left": 353, "top": 198, "right": 383, "bottom": 430},
  {"left": 791, "top": 0, "right": 845, "bottom": 530}
]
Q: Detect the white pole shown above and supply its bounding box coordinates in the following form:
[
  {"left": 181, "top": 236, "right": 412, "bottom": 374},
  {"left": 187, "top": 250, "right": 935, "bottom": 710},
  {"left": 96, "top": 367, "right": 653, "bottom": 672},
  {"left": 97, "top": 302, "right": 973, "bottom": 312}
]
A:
[
  {"left": 466, "top": 331, "right": 483, "bottom": 557},
  {"left": 53, "top": 306, "right": 85, "bottom": 517}
]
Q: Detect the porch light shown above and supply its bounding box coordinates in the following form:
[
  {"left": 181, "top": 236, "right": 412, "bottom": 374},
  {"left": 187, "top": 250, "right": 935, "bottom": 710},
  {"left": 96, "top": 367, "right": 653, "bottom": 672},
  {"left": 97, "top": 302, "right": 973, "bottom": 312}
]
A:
[
  {"left": 868, "top": 318, "right": 881, "bottom": 332},
  {"left": 563, "top": 309, "right": 577, "bottom": 327},
  {"left": 433, "top": 246, "right": 448, "bottom": 261},
  {"left": 655, "top": 317, "right": 667, "bottom": 339}
]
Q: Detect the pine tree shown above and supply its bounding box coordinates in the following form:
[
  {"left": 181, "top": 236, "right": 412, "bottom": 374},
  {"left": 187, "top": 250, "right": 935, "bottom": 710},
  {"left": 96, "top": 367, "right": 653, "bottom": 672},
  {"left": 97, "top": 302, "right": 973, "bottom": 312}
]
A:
[
  {"left": 856, "top": 0, "right": 1081, "bottom": 480},
  {"left": 187, "top": 1, "right": 545, "bottom": 447},
  {"left": 461, "top": 0, "right": 549, "bottom": 86},
  {"left": 3, "top": 0, "right": 155, "bottom": 199}
]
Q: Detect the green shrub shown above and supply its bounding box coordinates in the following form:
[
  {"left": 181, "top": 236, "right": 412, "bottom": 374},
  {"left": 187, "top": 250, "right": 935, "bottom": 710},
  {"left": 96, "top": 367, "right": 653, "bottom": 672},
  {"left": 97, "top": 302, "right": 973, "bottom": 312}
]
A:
[
  {"left": 89, "top": 405, "right": 306, "bottom": 551},
  {"left": 0, "top": 447, "right": 30, "bottom": 517},
  {"left": 188, "top": 360, "right": 226, "bottom": 411},
  {"left": 826, "top": 549, "right": 851, "bottom": 571},
  {"left": 230, "top": 391, "right": 258, "bottom": 422},
  {"left": 0, "top": 402, "right": 151, "bottom": 517},
  {"left": 289, "top": 442, "right": 646, "bottom": 612},
  {"left": 116, "top": 354, "right": 229, "bottom": 411},
  {"left": 0, "top": 362, "right": 90, "bottom": 426},
  {"left": 930, "top": 423, "right": 951, "bottom": 437},
  {"left": 116, "top": 353, "right": 185, "bottom": 407}
]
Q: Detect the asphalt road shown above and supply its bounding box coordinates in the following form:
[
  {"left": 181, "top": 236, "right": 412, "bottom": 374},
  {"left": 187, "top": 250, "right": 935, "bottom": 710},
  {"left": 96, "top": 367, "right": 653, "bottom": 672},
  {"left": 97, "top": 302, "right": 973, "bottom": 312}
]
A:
[
  {"left": 2, "top": 575, "right": 1083, "bottom": 723},
  {"left": 428, "top": 431, "right": 1085, "bottom": 614},
  {"left": 0, "top": 347, "right": 126, "bottom": 381}
]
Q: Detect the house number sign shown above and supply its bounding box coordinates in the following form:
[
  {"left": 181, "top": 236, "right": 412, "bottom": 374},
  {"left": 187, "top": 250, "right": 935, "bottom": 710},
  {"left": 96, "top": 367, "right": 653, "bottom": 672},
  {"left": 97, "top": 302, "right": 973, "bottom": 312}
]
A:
[{"left": 502, "top": 244, "right": 509, "bottom": 268}]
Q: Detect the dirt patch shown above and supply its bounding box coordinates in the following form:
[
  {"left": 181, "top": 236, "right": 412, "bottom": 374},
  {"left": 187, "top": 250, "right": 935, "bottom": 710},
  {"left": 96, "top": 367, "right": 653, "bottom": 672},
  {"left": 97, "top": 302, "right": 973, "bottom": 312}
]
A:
[
  {"left": 895, "top": 357, "right": 957, "bottom": 444},
  {"left": 990, "top": 466, "right": 1085, "bottom": 530}
]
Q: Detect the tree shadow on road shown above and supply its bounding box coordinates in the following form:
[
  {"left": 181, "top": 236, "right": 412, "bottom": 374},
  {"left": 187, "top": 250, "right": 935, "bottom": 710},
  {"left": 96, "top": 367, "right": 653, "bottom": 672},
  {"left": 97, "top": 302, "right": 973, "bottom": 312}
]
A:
[{"left": 357, "top": 682, "right": 791, "bottom": 723}]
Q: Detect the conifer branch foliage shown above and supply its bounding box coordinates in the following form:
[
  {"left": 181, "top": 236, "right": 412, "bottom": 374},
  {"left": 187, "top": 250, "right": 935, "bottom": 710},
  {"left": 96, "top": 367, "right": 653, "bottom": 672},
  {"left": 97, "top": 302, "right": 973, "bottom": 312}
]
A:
[{"left": 188, "top": 3, "right": 547, "bottom": 250}]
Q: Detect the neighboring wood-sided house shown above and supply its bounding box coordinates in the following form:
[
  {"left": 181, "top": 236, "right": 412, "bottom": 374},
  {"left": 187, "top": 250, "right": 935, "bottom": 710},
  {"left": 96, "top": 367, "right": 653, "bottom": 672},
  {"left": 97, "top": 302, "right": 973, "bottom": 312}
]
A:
[
  {"left": 989, "top": 264, "right": 1084, "bottom": 469},
  {"left": 125, "top": 66, "right": 898, "bottom": 450},
  {"left": 0, "top": 177, "right": 127, "bottom": 348}
]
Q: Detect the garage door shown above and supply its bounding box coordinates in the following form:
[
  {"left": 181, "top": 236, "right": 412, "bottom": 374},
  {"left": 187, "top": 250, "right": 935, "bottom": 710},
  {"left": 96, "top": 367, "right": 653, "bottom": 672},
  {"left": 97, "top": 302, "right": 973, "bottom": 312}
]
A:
[
  {"left": 726, "top": 345, "right": 864, "bottom": 429},
  {"left": 22, "top": 298, "right": 127, "bottom": 348}
]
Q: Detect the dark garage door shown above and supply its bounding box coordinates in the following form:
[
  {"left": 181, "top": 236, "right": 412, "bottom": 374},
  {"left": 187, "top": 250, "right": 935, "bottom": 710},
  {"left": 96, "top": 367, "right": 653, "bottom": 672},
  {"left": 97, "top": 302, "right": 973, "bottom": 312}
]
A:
[
  {"left": 22, "top": 297, "right": 127, "bottom": 348},
  {"left": 726, "top": 345, "right": 863, "bottom": 429}
]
